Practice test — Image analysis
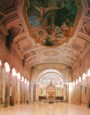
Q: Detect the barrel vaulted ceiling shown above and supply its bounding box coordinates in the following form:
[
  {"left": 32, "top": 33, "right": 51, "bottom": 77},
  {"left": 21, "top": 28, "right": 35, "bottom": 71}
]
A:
[{"left": 0, "top": 0, "right": 90, "bottom": 70}]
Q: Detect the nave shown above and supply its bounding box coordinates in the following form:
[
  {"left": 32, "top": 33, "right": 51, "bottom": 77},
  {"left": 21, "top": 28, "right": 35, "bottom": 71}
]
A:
[
  {"left": 0, "top": 102, "right": 90, "bottom": 115},
  {"left": 0, "top": 0, "right": 90, "bottom": 114}
]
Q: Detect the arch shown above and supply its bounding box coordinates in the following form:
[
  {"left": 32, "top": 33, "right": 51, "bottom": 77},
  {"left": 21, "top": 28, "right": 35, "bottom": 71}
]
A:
[
  {"left": 37, "top": 69, "right": 64, "bottom": 81},
  {"left": 12, "top": 68, "right": 16, "bottom": 76},
  {"left": 87, "top": 68, "right": 90, "bottom": 77},
  {"left": 38, "top": 72, "right": 63, "bottom": 82},
  {"left": 82, "top": 73, "right": 87, "bottom": 80},
  {"left": 36, "top": 69, "right": 64, "bottom": 88},
  {"left": 17, "top": 72, "right": 21, "bottom": 79},
  {"left": 4, "top": 62, "right": 10, "bottom": 72}
]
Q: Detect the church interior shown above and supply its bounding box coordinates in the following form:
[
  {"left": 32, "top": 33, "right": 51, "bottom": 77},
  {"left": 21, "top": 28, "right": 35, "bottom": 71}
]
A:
[{"left": 0, "top": 0, "right": 90, "bottom": 115}]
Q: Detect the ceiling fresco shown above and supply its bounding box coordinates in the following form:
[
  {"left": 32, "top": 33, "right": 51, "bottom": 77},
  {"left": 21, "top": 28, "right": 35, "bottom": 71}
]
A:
[{"left": 27, "top": 0, "right": 80, "bottom": 47}]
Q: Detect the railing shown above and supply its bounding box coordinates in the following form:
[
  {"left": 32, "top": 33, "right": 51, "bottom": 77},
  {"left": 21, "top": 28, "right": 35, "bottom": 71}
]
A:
[{"left": 39, "top": 96, "right": 64, "bottom": 102}]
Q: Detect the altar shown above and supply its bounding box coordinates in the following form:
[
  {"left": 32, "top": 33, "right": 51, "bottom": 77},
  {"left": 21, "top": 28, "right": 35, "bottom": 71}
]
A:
[
  {"left": 38, "top": 81, "right": 64, "bottom": 103},
  {"left": 46, "top": 82, "right": 56, "bottom": 103}
]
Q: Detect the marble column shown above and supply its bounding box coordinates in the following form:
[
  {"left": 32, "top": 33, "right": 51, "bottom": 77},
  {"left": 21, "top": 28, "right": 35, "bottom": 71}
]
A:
[
  {"left": 28, "top": 82, "right": 31, "bottom": 103},
  {"left": 12, "top": 76, "right": 17, "bottom": 105},
  {"left": 30, "top": 83, "right": 34, "bottom": 103},
  {"left": 66, "top": 84, "right": 69, "bottom": 102},
  {"left": 77, "top": 82, "right": 82, "bottom": 105},
  {"left": 17, "top": 79, "right": 21, "bottom": 104},
  {"left": 75, "top": 84, "right": 78, "bottom": 104},
  {"left": 27, "top": 81, "right": 30, "bottom": 103},
  {"left": 0, "top": 66, "right": 2, "bottom": 105},
  {"left": 82, "top": 79, "right": 87, "bottom": 105},
  {"left": 33, "top": 84, "right": 36, "bottom": 102},
  {"left": 5, "top": 72, "right": 10, "bottom": 107},
  {"left": 69, "top": 82, "right": 74, "bottom": 104},
  {"left": 24, "top": 82, "right": 27, "bottom": 103},
  {"left": 86, "top": 77, "right": 90, "bottom": 107},
  {"left": 63, "top": 84, "right": 68, "bottom": 102},
  {"left": 21, "top": 81, "right": 24, "bottom": 104},
  {"left": 36, "top": 85, "right": 39, "bottom": 102},
  {"left": 2, "top": 68, "right": 6, "bottom": 106},
  {"left": 71, "top": 85, "right": 76, "bottom": 104}
]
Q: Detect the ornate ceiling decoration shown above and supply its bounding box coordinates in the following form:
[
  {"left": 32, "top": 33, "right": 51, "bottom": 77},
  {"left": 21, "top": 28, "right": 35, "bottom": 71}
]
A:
[
  {"left": 36, "top": 44, "right": 80, "bottom": 67},
  {"left": 33, "top": 63, "right": 70, "bottom": 70},
  {"left": 25, "top": 0, "right": 81, "bottom": 47},
  {"left": 70, "top": 0, "right": 90, "bottom": 56},
  {"left": 0, "top": 0, "right": 17, "bottom": 14},
  {"left": 0, "top": 0, "right": 90, "bottom": 70}
]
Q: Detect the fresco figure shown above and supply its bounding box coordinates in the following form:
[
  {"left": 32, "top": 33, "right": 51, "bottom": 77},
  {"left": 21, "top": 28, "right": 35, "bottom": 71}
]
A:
[{"left": 27, "top": 0, "right": 79, "bottom": 46}]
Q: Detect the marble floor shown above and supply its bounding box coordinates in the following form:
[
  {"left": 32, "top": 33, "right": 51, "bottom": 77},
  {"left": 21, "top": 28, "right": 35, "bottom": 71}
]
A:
[{"left": 0, "top": 102, "right": 90, "bottom": 115}]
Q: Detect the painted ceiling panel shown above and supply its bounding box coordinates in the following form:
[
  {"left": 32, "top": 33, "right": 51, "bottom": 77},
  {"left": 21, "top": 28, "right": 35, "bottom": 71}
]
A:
[{"left": 26, "top": 0, "right": 80, "bottom": 47}]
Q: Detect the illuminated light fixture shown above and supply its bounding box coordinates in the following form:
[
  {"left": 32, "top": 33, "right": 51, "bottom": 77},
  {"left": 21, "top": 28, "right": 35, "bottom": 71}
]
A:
[
  {"left": 76, "top": 79, "right": 78, "bottom": 84},
  {"left": 87, "top": 68, "right": 90, "bottom": 77},
  {"left": 21, "top": 76, "right": 24, "bottom": 82},
  {"left": 82, "top": 73, "right": 87, "bottom": 80},
  {"left": 17, "top": 72, "right": 21, "bottom": 79},
  {"left": 79, "top": 76, "right": 81, "bottom": 82},
  {"left": 12, "top": 68, "right": 16, "bottom": 76},
  {"left": 4, "top": 62, "right": 10, "bottom": 72},
  {"left": 0, "top": 59, "right": 2, "bottom": 66},
  {"left": 24, "top": 78, "right": 27, "bottom": 84}
]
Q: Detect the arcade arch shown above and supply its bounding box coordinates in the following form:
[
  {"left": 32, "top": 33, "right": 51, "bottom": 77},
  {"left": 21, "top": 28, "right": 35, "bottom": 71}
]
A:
[{"left": 31, "top": 69, "right": 69, "bottom": 103}]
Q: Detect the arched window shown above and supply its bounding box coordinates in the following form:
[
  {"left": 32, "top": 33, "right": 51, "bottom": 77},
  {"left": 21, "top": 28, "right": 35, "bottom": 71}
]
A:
[
  {"left": 82, "top": 73, "right": 87, "bottom": 80},
  {"left": 87, "top": 69, "right": 90, "bottom": 77},
  {"left": 37, "top": 69, "right": 64, "bottom": 88},
  {"left": 4, "top": 62, "right": 10, "bottom": 72},
  {"left": 12, "top": 68, "right": 16, "bottom": 76}
]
